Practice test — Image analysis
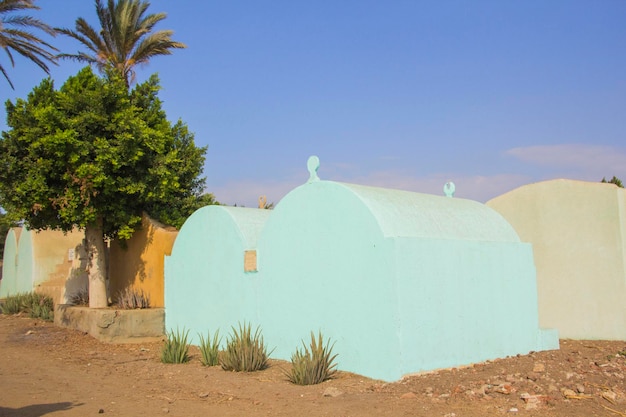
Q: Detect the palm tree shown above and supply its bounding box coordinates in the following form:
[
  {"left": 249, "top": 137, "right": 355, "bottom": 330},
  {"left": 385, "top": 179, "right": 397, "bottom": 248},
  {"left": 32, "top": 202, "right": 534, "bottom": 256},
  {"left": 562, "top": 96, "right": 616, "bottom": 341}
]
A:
[
  {"left": 57, "top": 0, "right": 186, "bottom": 87},
  {"left": 0, "top": 0, "right": 57, "bottom": 89}
]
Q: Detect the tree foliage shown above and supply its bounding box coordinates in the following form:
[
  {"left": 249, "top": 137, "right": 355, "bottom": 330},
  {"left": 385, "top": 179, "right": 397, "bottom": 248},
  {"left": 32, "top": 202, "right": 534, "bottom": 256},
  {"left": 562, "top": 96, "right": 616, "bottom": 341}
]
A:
[
  {"left": 0, "top": 66, "right": 206, "bottom": 238},
  {"left": 601, "top": 176, "right": 624, "bottom": 188},
  {"left": 57, "top": 0, "right": 186, "bottom": 86},
  {"left": 0, "top": 0, "right": 58, "bottom": 89}
]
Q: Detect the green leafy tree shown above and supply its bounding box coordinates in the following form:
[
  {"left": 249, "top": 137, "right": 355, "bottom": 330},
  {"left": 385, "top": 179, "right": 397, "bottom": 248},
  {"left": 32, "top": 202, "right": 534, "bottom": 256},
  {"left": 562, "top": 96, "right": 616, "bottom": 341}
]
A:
[
  {"left": 0, "top": 0, "right": 58, "bottom": 89},
  {"left": 150, "top": 190, "right": 220, "bottom": 230},
  {"left": 0, "top": 67, "right": 206, "bottom": 307},
  {"left": 601, "top": 176, "right": 624, "bottom": 188},
  {"left": 57, "top": 0, "right": 186, "bottom": 86}
]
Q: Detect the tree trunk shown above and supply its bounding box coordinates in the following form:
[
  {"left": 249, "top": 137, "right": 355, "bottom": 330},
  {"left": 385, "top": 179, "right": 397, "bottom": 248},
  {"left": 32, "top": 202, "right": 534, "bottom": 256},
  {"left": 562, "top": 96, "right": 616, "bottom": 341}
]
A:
[{"left": 85, "top": 218, "right": 108, "bottom": 308}]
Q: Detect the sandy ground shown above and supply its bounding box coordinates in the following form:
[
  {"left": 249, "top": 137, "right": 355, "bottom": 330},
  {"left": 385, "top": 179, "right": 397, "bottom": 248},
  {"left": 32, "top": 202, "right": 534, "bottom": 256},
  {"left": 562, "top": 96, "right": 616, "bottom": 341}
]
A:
[{"left": 0, "top": 314, "right": 625, "bottom": 417}]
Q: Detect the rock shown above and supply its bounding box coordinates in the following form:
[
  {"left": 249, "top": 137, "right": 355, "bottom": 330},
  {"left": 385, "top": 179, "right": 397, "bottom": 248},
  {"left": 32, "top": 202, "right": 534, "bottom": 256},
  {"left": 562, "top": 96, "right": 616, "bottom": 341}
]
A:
[
  {"left": 525, "top": 401, "right": 539, "bottom": 410},
  {"left": 322, "top": 387, "right": 343, "bottom": 398},
  {"left": 400, "top": 392, "right": 417, "bottom": 399},
  {"left": 602, "top": 390, "right": 617, "bottom": 403},
  {"left": 562, "top": 388, "right": 577, "bottom": 398},
  {"left": 532, "top": 363, "right": 545, "bottom": 373},
  {"left": 161, "top": 408, "right": 169, "bottom": 414},
  {"left": 368, "top": 384, "right": 384, "bottom": 392},
  {"left": 443, "top": 413, "right": 456, "bottom": 417},
  {"left": 509, "top": 407, "right": 519, "bottom": 412},
  {"left": 520, "top": 393, "right": 545, "bottom": 410},
  {"left": 505, "top": 374, "right": 517, "bottom": 383},
  {"left": 477, "top": 384, "right": 490, "bottom": 396},
  {"left": 463, "top": 390, "right": 475, "bottom": 397},
  {"left": 494, "top": 384, "right": 514, "bottom": 395},
  {"left": 198, "top": 392, "right": 209, "bottom": 398},
  {"left": 575, "top": 384, "right": 585, "bottom": 393}
]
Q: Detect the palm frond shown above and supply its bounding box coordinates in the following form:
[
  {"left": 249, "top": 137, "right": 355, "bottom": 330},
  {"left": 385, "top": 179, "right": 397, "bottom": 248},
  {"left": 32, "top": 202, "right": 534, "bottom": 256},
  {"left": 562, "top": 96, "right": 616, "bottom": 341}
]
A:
[
  {"left": 132, "top": 31, "right": 185, "bottom": 64},
  {"left": 0, "top": 62, "right": 14, "bottom": 89},
  {"left": 57, "top": 19, "right": 108, "bottom": 57},
  {"left": 56, "top": 52, "right": 99, "bottom": 66},
  {"left": 56, "top": 0, "right": 186, "bottom": 86},
  {"left": 2, "top": 47, "right": 15, "bottom": 67},
  {"left": 135, "top": 11, "right": 167, "bottom": 34},
  {"left": 97, "top": 0, "right": 116, "bottom": 58},
  {"left": 4, "top": 15, "right": 57, "bottom": 36},
  {"left": 3, "top": 38, "right": 55, "bottom": 72},
  {"left": 2, "top": 27, "right": 56, "bottom": 50},
  {"left": 0, "top": 0, "right": 58, "bottom": 88},
  {"left": 0, "top": 0, "right": 37, "bottom": 14}
]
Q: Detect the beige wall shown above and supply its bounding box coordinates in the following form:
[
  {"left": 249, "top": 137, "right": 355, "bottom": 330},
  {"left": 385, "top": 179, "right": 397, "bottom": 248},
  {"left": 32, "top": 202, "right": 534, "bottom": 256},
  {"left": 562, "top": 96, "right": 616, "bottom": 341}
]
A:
[
  {"left": 487, "top": 179, "right": 626, "bottom": 340},
  {"left": 27, "top": 229, "right": 85, "bottom": 305},
  {"left": 3, "top": 217, "right": 177, "bottom": 308},
  {"left": 109, "top": 214, "right": 177, "bottom": 307}
]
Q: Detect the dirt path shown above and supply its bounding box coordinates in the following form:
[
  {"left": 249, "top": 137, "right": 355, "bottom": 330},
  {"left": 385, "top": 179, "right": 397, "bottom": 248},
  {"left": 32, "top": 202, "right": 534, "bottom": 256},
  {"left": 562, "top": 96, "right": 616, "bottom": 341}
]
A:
[{"left": 0, "top": 314, "right": 625, "bottom": 417}]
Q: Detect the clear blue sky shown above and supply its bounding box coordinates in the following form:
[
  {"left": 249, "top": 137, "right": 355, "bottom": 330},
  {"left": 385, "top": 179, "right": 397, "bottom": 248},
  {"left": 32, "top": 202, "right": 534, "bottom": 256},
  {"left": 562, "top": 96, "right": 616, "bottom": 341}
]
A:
[{"left": 2, "top": 1, "right": 625, "bottom": 207}]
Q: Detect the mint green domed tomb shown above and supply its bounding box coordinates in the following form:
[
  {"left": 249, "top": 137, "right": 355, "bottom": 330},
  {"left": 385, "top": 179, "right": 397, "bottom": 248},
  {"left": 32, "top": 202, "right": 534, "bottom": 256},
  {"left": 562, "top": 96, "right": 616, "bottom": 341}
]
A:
[{"left": 165, "top": 156, "right": 558, "bottom": 381}]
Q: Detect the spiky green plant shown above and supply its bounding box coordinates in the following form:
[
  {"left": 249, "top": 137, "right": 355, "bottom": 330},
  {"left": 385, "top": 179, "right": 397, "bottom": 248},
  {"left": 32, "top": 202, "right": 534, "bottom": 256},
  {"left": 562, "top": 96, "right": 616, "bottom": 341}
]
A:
[
  {"left": 20, "top": 292, "right": 38, "bottom": 311},
  {"left": 29, "top": 293, "right": 54, "bottom": 320},
  {"left": 220, "top": 322, "right": 272, "bottom": 372},
  {"left": 161, "top": 328, "right": 190, "bottom": 364},
  {"left": 29, "top": 299, "right": 54, "bottom": 321},
  {"left": 0, "top": 292, "right": 27, "bottom": 314},
  {"left": 0, "top": 292, "right": 54, "bottom": 321},
  {"left": 116, "top": 288, "right": 150, "bottom": 309},
  {"left": 286, "top": 331, "right": 338, "bottom": 385},
  {"left": 198, "top": 330, "right": 221, "bottom": 366}
]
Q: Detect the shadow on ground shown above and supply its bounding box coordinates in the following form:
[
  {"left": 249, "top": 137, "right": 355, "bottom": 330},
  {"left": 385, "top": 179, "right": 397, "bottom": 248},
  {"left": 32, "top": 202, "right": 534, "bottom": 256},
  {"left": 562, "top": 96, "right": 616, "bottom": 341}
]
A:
[{"left": 0, "top": 401, "right": 82, "bottom": 417}]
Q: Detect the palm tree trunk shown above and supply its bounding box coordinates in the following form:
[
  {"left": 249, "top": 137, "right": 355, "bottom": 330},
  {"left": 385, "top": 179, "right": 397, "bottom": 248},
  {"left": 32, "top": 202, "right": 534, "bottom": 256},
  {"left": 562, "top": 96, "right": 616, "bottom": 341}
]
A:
[{"left": 85, "top": 217, "right": 108, "bottom": 308}]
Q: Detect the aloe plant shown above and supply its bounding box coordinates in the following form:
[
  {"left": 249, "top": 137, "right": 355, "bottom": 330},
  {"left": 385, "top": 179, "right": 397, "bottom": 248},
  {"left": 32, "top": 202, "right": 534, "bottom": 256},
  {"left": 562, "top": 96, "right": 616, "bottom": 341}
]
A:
[
  {"left": 286, "top": 331, "right": 338, "bottom": 385},
  {"left": 116, "top": 288, "right": 150, "bottom": 309},
  {"left": 220, "top": 322, "right": 272, "bottom": 372},
  {"left": 1, "top": 292, "right": 54, "bottom": 321},
  {"left": 198, "top": 330, "right": 221, "bottom": 366},
  {"left": 161, "top": 328, "right": 190, "bottom": 364}
]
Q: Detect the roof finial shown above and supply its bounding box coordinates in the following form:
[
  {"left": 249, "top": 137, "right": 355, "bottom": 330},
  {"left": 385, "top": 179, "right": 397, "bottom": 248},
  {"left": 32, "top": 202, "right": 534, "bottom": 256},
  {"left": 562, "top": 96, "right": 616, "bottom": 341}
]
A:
[
  {"left": 307, "top": 155, "right": 320, "bottom": 183},
  {"left": 444, "top": 181, "right": 455, "bottom": 197}
]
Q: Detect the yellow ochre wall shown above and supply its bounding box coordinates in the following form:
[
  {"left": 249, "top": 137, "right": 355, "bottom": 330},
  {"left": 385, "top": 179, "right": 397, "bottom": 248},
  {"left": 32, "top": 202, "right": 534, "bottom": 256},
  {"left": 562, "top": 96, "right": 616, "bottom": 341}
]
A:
[
  {"left": 0, "top": 227, "right": 84, "bottom": 305},
  {"left": 32, "top": 229, "right": 85, "bottom": 305},
  {"left": 487, "top": 179, "right": 626, "bottom": 340},
  {"left": 108, "top": 214, "right": 177, "bottom": 307}
]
